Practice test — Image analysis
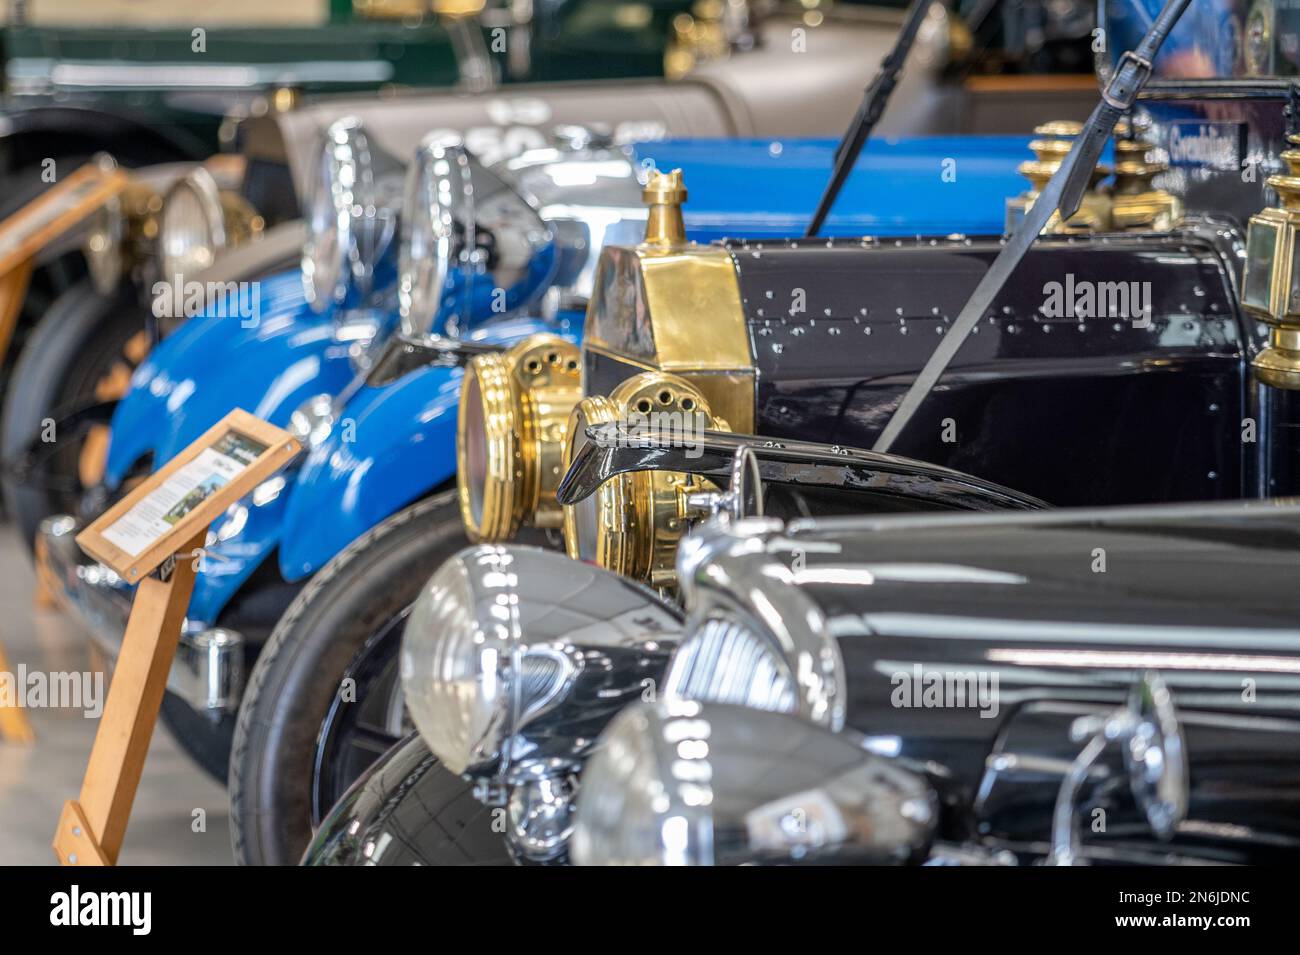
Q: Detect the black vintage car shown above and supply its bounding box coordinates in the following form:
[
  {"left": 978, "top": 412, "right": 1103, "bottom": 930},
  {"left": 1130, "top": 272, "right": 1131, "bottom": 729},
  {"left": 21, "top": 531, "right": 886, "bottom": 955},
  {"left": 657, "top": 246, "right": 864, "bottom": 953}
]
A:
[
  {"left": 309, "top": 500, "right": 1300, "bottom": 865},
  {"left": 301, "top": 0, "right": 1300, "bottom": 867}
]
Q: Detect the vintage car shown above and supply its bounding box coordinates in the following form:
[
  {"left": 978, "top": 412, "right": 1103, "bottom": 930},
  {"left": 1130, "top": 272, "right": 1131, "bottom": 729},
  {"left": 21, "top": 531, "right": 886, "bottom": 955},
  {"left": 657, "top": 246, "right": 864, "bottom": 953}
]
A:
[
  {"left": 308, "top": 499, "right": 1300, "bottom": 865},
  {"left": 303, "top": 0, "right": 1300, "bottom": 864},
  {"left": 2, "top": 0, "right": 967, "bottom": 552},
  {"left": 25, "top": 0, "right": 1044, "bottom": 856},
  {"left": 1, "top": 0, "right": 755, "bottom": 175},
  {"left": 35, "top": 121, "right": 1032, "bottom": 859}
]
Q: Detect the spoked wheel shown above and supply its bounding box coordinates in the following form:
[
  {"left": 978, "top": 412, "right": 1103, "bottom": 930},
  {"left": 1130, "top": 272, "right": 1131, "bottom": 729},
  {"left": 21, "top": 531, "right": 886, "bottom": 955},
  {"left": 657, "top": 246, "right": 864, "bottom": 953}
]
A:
[
  {"left": 1, "top": 280, "right": 148, "bottom": 551},
  {"left": 310, "top": 608, "right": 412, "bottom": 824},
  {"left": 78, "top": 329, "right": 149, "bottom": 488}
]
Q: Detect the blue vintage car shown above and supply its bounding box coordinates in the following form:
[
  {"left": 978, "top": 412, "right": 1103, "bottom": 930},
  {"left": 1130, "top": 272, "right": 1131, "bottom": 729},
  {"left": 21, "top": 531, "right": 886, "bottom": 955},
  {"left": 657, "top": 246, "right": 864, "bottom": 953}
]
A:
[{"left": 40, "top": 125, "right": 1032, "bottom": 861}]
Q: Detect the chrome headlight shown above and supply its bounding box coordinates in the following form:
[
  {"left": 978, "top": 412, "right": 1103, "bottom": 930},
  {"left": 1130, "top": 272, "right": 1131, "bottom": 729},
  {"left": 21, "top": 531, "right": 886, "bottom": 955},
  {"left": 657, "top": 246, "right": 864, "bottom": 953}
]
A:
[
  {"left": 400, "top": 544, "right": 680, "bottom": 777},
  {"left": 665, "top": 523, "right": 847, "bottom": 729},
  {"left": 663, "top": 611, "right": 798, "bottom": 714},
  {"left": 302, "top": 117, "right": 402, "bottom": 313},
  {"left": 397, "top": 134, "right": 553, "bottom": 338},
  {"left": 85, "top": 193, "right": 125, "bottom": 295},
  {"left": 83, "top": 153, "right": 139, "bottom": 295},
  {"left": 570, "top": 700, "right": 937, "bottom": 866},
  {"left": 398, "top": 135, "right": 473, "bottom": 338},
  {"left": 160, "top": 166, "right": 226, "bottom": 281}
]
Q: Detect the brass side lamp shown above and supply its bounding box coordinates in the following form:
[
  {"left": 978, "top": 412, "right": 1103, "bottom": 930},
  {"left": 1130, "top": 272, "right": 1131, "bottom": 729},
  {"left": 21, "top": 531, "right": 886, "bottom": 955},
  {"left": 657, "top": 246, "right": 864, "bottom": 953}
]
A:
[{"left": 1243, "top": 136, "right": 1300, "bottom": 390}]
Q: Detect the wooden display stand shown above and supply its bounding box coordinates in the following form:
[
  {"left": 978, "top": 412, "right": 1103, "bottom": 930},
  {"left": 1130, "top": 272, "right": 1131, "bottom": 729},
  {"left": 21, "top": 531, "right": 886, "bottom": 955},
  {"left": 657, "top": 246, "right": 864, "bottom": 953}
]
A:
[
  {"left": 52, "top": 410, "right": 298, "bottom": 865},
  {"left": 0, "top": 160, "right": 129, "bottom": 363},
  {"left": 0, "top": 641, "right": 35, "bottom": 744}
]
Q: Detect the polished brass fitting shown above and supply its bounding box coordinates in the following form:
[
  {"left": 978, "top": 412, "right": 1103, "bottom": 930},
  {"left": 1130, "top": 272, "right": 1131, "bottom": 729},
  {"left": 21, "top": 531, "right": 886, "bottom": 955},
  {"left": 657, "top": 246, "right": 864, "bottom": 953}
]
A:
[
  {"left": 1243, "top": 136, "right": 1300, "bottom": 389},
  {"left": 1006, "top": 121, "right": 1112, "bottom": 234},
  {"left": 1111, "top": 121, "right": 1181, "bottom": 231},
  {"left": 457, "top": 334, "right": 583, "bottom": 541},
  {"left": 642, "top": 169, "right": 688, "bottom": 247},
  {"left": 562, "top": 372, "right": 727, "bottom": 588}
]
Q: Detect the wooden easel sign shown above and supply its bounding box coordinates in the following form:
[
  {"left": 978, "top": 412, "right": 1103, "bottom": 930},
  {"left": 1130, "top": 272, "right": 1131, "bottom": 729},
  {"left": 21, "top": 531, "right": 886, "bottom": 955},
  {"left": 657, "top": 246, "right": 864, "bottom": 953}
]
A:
[{"left": 54, "top": 409, "right": 299, "bottom": 866}]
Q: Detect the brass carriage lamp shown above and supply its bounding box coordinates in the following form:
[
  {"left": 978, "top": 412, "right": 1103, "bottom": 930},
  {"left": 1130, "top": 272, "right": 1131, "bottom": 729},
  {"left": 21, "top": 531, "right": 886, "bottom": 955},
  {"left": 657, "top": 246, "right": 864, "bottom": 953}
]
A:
[{"left": 1243, "top": 137, "right": 1300, "bottom": 390}]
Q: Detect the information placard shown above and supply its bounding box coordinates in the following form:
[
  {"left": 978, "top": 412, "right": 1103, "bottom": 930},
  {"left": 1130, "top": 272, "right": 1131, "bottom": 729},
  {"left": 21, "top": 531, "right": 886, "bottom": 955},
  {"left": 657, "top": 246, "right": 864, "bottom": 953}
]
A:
[
  {"left": 54, "top": 409, "right": 299, "bottom": 866},
  {"left": 77, "top": 409, "right": 300, "bottom": 582}
]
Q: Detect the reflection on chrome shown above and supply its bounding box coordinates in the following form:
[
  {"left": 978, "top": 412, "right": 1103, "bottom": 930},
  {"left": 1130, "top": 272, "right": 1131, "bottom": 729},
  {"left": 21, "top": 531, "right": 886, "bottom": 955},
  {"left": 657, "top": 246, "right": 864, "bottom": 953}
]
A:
[{"left": 571, "top": 700, "right": 937, "bottom": 865}]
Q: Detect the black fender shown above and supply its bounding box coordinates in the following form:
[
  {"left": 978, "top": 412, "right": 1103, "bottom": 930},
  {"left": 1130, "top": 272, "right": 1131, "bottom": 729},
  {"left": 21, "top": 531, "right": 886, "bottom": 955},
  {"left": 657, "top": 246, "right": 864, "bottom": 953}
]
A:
[
  {"left": 0, "top": 104, "right": 208, "bottom": 172},
  {"left": 302, "top": 733, "right": 515, "bottom": 867}
]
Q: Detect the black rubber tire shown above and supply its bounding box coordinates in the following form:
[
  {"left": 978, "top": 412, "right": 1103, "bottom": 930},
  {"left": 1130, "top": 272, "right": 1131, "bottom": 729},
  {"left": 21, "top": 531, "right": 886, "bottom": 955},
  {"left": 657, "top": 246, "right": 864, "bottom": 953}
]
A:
[
  {"left": 159, "top": 691, "right": 237, "bottom": 785},
  {"left": 230, "top": 491, "right": 472, "bottom": 866},
  {"left": 1, "top": 279, "right": 141, "bottom": 551}
]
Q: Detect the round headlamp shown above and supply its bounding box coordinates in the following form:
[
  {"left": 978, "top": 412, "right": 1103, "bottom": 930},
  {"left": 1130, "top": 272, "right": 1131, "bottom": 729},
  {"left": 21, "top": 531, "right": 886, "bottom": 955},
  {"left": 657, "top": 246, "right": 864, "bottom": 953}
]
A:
[
  {"left": 302, "top": 118, "right": 402, "bottom": 313},
  {"left": 663, "top": 611, "right": 798, "bottom": 715},
  {"left": 81, "top": 153, "right": 125, "bottom": 295},
  {"left": 560, "top": 372, "right": 725, "bottom": 587},
  {"left": 666, "top": 527, "right": 848, "bottom": 730},
  {"left": 571, "top": 700, "right": 937, "bottom": 866},
  {"left": 160, "top": 166, "right": 226, "bottom": 281},
  {"left": 85, "top": 193, "right": 125, "bottom": 296},
  {"left": 457, "top": 334, "right": 581, "bottom": 542},
  {"left": 401, "top": 549, "right": 516, "bottom": 775},
  {"left": 398, "top": 135, "right": 473, "bottom": 337},
  {"left": 401, "top": 544, "right": 679, "bottom": 779}
]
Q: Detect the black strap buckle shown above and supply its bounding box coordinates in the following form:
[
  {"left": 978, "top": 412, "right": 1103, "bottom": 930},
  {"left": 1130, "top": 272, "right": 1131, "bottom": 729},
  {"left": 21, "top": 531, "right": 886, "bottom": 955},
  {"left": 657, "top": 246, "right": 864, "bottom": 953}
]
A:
[{"left": 1103, "top": 50, "right": 1154, "bottom": 110}]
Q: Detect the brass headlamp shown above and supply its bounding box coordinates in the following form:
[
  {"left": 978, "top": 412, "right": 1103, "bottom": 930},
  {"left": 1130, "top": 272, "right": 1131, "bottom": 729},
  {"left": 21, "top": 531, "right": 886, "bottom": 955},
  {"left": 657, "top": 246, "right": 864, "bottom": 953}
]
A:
[
  {"left": 456, "top": 167, "right": 743, "bottom": 589},
  {"left": 84, "top": 169, "right": 160, "bottom": 296},
  {"left": 1242, "top": 135, "right": 1300, "bottom": 390},
  {"left": 561, "top": 372, "right": 728, "bottom": 588},
  {"left": 457, "top": 334, "right": 582, "bottom": 541}
]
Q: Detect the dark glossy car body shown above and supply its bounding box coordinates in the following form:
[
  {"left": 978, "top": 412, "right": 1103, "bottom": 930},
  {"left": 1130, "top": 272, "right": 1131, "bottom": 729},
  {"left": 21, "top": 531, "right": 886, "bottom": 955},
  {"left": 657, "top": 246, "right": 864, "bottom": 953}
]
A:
[
  {"left": 671, "top": 502, "right": 1300, "bottom": 863},
  {"left": 308, "top": 499, "right": 1300, "bottom": 865},
  {"left": 309, "top": 0, "right": 1300, "bottom": 864}
]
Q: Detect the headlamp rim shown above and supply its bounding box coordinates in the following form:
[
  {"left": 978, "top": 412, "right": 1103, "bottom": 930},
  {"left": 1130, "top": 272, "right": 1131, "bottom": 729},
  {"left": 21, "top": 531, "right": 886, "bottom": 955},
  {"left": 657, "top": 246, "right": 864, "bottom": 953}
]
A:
[
  {"left": 402, "top": 547, "right": 520, "bottom": 776},
  {"left": 303, "top": 117, "right": 369, "bottom": 312},
  {"left": 160, "top": 165, "right": 227, "bottom": 280},
  {"left": 398, "top": 134, "right": 474, "bottom": 338},
  {"left": 85, "top": 192, "right": 125, "bottom": 296},
  {"left": 457, "top": 352, "right": 521, "bottom": 542}
]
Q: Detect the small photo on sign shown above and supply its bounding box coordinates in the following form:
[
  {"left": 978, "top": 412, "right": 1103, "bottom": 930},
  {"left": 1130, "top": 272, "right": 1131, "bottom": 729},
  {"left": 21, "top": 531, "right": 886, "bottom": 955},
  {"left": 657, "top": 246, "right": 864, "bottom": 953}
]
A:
[{"left": 102, "top": 430, "right": 269, "bottom": 558}]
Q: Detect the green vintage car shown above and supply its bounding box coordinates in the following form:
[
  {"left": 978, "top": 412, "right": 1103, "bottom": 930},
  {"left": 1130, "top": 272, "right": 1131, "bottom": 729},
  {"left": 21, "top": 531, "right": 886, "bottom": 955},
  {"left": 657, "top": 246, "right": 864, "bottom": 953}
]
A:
[{"left": 0, "top": 0, "right": 747, "bottom": 172}]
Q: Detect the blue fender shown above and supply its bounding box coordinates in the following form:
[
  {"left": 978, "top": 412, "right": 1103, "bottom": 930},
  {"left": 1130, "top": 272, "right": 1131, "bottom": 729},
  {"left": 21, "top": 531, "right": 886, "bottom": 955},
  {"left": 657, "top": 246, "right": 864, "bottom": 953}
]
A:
[
  {"left": 276, "top": 313, "right": 579, "bottom": 580},
  {"left": 104, "top": 270, "right": 357, "bottom": 487}
]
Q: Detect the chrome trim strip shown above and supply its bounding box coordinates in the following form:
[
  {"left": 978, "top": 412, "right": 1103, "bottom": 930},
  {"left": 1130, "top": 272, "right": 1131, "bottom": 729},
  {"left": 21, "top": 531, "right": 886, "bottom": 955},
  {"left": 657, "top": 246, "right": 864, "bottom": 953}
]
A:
[{"left": 6, "top": 58, "right": 394, "bottom": 91}]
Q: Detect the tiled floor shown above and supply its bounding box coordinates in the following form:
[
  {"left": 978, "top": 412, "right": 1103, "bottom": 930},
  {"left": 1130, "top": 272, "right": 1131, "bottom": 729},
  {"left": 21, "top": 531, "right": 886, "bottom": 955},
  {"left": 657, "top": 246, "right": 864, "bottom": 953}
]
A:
[{"left": 0, "top": 524, "right": 233, "bottom": 864}]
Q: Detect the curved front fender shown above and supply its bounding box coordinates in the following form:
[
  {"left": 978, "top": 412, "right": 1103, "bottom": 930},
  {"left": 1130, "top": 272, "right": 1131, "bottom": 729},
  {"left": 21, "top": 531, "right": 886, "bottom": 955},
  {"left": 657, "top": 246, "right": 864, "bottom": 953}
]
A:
[
  {"left": 277, "top": 314, "right": 574, "bottom": 580},
  {"left": 277, "top": 363, "right": 462, "bottom": 580},
  {"left": 105, "top": 270, "right": 354, "bottom": 486},
  {"left": 303, "top": 732, "right": 513, "bottom": 866}
]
